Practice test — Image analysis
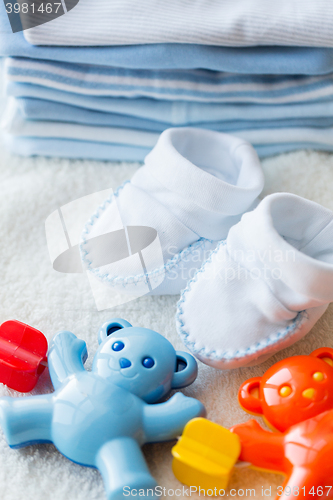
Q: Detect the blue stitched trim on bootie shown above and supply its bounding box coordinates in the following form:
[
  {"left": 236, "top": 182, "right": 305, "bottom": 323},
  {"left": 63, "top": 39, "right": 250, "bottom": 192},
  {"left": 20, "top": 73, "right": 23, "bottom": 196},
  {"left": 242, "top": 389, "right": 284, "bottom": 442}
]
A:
[{"left": 80, "top": 181, "right": 215, "bottom": 288}]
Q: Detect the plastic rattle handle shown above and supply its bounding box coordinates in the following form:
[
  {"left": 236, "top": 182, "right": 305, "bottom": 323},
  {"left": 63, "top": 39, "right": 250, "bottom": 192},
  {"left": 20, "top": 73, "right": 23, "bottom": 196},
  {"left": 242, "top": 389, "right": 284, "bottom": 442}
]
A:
[{"left": 172, "top": 418, "right": 241, "bottom": 493}]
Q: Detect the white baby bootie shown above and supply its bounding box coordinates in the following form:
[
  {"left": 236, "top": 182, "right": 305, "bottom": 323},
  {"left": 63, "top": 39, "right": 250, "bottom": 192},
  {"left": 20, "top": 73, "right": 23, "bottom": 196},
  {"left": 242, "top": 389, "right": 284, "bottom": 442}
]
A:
[
  {"left": 80, "top": 127, "right": 264, "bottom": 295},
  {"left": 176, "top": 193, "right": 333, "bottom": 368}
]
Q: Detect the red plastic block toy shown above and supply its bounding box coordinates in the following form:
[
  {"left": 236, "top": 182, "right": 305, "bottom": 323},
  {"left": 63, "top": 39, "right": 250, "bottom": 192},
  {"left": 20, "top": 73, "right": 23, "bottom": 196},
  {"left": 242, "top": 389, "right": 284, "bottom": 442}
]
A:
[{"left": 0, "top": 320, "right": 48, "bottom": 392}]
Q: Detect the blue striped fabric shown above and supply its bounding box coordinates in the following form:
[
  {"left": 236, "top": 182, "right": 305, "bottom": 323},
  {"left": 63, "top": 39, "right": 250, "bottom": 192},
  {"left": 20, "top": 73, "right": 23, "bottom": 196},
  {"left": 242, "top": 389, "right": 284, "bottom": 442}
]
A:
[
  {"left": 7, "top": 82, "right": 333, "bottom": 125},
  {"left": 6, "top": 57, "right": 333, "bottom": 104}
]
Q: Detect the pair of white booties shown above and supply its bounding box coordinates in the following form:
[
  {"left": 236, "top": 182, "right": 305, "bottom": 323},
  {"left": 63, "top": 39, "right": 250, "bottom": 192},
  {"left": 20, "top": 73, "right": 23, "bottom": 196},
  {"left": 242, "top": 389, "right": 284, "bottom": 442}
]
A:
[{"left": 81, "top": 128, "right": 333, "bottom": 369}]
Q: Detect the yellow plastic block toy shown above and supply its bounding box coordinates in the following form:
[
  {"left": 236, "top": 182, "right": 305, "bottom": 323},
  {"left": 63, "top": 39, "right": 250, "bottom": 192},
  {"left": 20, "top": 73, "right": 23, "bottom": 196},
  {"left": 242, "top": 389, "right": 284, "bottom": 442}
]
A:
[{"left": 171, "top": 418, "right": 241, "bottom": 493}]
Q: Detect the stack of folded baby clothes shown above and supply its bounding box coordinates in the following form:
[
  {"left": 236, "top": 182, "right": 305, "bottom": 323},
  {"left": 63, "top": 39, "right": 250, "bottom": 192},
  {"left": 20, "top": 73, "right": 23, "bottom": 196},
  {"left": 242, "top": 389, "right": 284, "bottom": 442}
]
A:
[{"left": 1, "top": 0, "right": 333, "bottom": 161}]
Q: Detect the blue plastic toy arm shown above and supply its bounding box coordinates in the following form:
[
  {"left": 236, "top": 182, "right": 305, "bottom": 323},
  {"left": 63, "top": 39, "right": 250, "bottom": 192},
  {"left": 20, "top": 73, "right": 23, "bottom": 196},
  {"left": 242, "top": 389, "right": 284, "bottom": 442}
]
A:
[
  {"left": 143, "top": 392, "right": 205, "bottom": 443},
  {"left": 48, "top": 331, "right": 88, "bottom": 390}
]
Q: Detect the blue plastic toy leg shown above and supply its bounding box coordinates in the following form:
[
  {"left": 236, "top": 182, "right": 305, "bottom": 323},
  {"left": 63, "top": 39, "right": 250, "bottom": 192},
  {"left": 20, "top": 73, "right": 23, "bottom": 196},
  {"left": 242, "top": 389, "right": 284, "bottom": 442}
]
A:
[
  {"left": 96, "top": 438, "right": 157, "bottom": 500},
  {"left": 0, "top": 395, "right": 53, "bottom": 447}
]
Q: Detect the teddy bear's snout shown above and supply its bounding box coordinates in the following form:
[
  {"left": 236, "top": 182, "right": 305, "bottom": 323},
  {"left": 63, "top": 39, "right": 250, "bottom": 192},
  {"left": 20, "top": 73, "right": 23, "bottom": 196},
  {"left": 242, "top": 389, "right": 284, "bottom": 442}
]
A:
[
  {"left": 119, "top": 358, "right": 132, "bottom": 369},
  {"left": 302, "top": 388, "right": 316, "bottom": 400}
]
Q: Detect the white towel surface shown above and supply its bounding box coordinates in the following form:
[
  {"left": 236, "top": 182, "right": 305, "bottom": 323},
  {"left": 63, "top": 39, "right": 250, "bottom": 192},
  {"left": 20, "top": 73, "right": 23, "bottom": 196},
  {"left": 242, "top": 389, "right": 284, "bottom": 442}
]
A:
[
  {"left": 0, "top": 142, "right": 333, "bottom": 500},
  {"left": 23, "top": 0, "right": 333, "bottom": 48}
]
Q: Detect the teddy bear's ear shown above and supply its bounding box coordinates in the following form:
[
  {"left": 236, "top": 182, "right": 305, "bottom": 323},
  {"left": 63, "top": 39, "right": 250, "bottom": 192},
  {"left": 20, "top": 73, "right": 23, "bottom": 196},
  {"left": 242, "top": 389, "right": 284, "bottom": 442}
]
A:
[
  {"left": 238, "top": 377, "right": 263, "bottom": 415},
  {"left": 98, "top": 318, "right": 132, "bottom": 344},
  {"left": 171, "top": 351, "right": 198, "bottom": 389},
  {"left": 310, "top": 347, "right": 333, "bottom": 367}
]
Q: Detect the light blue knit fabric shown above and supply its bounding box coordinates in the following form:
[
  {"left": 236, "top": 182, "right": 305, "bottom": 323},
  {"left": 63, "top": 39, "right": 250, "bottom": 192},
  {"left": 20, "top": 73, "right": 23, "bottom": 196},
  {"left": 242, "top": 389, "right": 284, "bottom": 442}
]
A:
[
  {"left": 17, "top": 97, "right": 333, "bottom": 132},
  {"left": 4, "top": 135, "right": 333, "bottom": 162},
  {"left": 8, "top": 82, "right": 333, "bottom": 125}
]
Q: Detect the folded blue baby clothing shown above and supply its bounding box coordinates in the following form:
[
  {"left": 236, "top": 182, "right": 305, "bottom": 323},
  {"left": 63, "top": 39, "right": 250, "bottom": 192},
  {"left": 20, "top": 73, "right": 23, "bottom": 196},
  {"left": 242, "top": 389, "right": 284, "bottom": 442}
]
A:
[
  {"left": 4, "top": 97, "right": 333, "bottom": 160},
  {"left": 1, "top": 10, "right": 333, "bottom": 75},
  {"left": 6, "top": 57, "right": 333, "bottom": 104},
  {"left": 8, "top": 82, "right": 333, "bottom": 125},
  {"left": 5, "top": 98, "right": 333, "bottom": 151},
  {"left": 16, "top": 97, "right": 333, "bottom": 132},
  {"left": 2, "top": 0, "right": 333, "bottom": 162},
  {"left": 4, "top": 79, "right": 333, "bottom": 159}
]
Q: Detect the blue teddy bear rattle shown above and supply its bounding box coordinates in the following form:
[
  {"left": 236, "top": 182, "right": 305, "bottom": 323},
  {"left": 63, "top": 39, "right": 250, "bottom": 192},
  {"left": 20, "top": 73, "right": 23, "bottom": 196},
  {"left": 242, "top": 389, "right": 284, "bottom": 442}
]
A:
[{"left": 0, "top": 318, "right": 205, "bottom": 500}]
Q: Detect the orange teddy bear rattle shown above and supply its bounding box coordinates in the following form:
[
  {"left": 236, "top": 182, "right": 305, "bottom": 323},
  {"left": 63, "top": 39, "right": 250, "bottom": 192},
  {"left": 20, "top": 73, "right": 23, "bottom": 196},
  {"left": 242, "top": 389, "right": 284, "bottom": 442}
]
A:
[{"left": 172, "top": 348, "right": 333, "bottom": 499}]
